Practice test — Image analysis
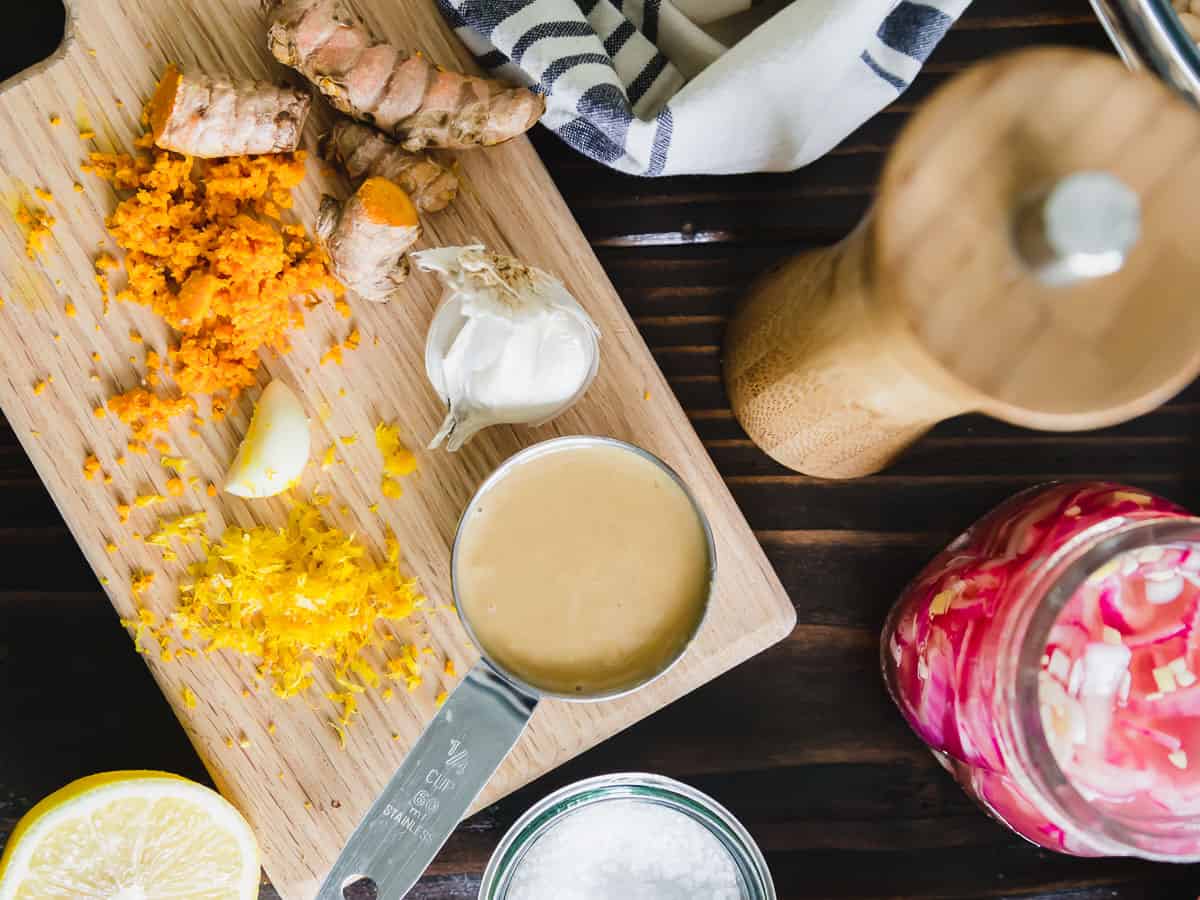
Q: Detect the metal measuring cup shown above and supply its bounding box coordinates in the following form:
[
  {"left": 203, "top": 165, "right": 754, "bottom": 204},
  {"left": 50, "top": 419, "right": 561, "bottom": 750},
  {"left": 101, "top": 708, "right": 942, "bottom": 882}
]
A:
[{"left": 317, "top": 435, "right": 717, "bottom": 899}]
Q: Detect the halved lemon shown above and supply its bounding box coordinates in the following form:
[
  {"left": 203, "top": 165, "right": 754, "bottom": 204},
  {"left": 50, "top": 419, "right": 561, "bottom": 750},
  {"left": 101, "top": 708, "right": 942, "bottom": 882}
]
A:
[{"left": 0, "top": 771, "right": 259, "bottom": 900}]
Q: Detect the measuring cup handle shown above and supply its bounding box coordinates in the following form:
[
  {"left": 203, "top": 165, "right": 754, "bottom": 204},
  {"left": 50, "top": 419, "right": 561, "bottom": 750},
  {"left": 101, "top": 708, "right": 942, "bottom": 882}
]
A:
[{"left": 316, "top": 663, "right": 538, "bottom": 900}]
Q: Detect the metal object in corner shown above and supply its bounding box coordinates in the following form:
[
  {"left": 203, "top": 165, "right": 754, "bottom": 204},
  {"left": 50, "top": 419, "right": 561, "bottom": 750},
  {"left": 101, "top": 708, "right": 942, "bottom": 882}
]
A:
[{"left": 1090, "top": 0, "right": 1200, "bottom": 104}]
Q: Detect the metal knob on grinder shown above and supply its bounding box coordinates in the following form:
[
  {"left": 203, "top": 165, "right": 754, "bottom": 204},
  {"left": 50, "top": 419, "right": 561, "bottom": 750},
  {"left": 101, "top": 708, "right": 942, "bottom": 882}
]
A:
[
  {"left": 724, "top": 47, "right": 1200, "bottom": 479},
  {"left": 1012, "top": 171, "right": 1141, "bottom": 286}
]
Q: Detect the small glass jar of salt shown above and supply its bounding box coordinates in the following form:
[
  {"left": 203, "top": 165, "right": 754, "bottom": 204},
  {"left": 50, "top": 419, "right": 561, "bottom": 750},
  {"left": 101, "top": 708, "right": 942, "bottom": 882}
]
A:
[{"left": 480, "top": 773, "right": 775, "bottom": 900}]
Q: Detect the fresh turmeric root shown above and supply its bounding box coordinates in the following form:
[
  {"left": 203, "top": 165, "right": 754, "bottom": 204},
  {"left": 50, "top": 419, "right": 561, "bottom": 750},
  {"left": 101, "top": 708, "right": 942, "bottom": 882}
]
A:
[
  {"left": 316, "top": 177, "right": 421, "bottom": 302},
  {"left": 266, "top": 0, "right": 545, "bottom": 151},
  {"left": 320, "top": 121, "right": 458, "bottom": 213},
  {"left": 148, "top": 64, "right": 311, "bottom": 158}
]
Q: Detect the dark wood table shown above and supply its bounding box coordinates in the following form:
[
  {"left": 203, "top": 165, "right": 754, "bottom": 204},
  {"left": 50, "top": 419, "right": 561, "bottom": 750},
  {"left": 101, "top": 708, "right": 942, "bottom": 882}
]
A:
[{"left": 3, "top": 1, "right": 1199, "bottom": 897}]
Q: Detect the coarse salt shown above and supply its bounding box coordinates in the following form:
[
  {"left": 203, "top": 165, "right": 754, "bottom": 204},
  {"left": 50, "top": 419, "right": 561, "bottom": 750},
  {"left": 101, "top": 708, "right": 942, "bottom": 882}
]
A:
[{"left": 506, "top": 800, "right": 743, "bottom": 900}]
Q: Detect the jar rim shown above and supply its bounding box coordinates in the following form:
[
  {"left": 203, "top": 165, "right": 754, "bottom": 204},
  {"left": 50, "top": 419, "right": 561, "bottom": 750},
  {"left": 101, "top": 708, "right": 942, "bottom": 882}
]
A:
[
  {"left": 1008, "top": 515, "right": 1200, "bottom": 860},
  {"left": 477, "top": 772, "right": 776, "bottom": 900}
]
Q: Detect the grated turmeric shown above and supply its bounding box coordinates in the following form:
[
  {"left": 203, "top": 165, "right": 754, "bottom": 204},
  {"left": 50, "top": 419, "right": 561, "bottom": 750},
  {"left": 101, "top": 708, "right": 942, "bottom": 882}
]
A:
[
  {"left": 107, "top": 389, "right": 195, "bottom": 443},
  {"left": 320, "top": 343, "right": 344, "bottom": 366},
  {"left": 16, "top": 202, "right": 55, "bottom": 260},
  {"left": 91, "top": 134, "right": 340, "bottom": 440},
  {"left": 95, "top": 252, "right": 119, "bottom": 309}
]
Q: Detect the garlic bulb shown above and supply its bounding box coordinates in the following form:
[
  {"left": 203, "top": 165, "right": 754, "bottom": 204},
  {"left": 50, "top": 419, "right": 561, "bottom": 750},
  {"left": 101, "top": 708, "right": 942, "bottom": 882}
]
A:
[{"left": 415, "top": 245, "right": 600, "bottom": 451}]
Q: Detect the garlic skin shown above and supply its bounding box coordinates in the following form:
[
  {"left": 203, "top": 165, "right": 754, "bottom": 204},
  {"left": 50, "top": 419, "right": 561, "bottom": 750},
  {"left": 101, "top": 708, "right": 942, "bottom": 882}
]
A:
[{"left": 415, "top": 245, "right": 600, "bottom": 451}]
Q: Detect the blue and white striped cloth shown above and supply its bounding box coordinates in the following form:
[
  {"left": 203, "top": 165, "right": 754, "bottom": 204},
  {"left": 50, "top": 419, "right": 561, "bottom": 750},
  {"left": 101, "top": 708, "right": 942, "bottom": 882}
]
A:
[{"left": 437, "top": 0, "right": 970, "bottom": 175}]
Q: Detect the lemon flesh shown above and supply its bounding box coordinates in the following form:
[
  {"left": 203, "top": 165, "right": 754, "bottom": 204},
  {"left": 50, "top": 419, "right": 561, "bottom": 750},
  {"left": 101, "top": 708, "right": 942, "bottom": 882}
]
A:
[{"left": 0, "top": 771, "right": 259, "bottom": 900}]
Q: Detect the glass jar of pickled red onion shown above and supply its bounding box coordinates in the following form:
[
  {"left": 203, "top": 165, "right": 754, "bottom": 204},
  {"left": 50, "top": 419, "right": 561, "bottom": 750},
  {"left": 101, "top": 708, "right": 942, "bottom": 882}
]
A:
[{"left": 881, "top": 481, "right": 1200, "bottom": 860}]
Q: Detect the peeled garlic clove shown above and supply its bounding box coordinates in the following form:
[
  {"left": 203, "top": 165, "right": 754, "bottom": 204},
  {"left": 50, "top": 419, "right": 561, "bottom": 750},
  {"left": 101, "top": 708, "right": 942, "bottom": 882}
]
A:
[
  {"left": 415, "top": 245, "right": 600, "bottom": 451},
  {"left": 225, "top": 380, "right": 310, "bottom": 498}
]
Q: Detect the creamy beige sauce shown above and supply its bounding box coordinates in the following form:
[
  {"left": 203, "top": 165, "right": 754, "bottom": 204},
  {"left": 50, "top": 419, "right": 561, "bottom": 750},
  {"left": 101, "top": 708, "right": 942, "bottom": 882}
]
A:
[{"left": 456, "top": 443, "right": 711, "bottom": 696}]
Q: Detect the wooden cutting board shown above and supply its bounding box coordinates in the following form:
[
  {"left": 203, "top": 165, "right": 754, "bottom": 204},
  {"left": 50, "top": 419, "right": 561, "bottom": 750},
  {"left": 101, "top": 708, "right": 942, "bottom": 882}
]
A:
[{"left": 0, "top": 1, "right": 795, "bottom": 895}]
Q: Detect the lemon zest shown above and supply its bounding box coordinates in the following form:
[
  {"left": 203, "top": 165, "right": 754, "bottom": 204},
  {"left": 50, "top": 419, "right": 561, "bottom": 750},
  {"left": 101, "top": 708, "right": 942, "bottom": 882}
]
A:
[
  {"left": 161, "top": 455, "right": 189, "bottom": 473},
  {"left": 140, "top": 502, "right": 424, "bottom": 724},
  {"left": 375, "top": 423, "right": 417, "bottom": 477},
  {"left": 146, "top": 510, "right": 208, "bottom": 555},
  {"left": 131, "top": 570, "right": 156, "bottom": 598}
]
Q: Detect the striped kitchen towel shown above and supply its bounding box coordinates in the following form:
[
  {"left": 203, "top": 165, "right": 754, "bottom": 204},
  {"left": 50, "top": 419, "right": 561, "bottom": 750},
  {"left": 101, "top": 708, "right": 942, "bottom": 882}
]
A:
[{"left": 437, "top": 0, "right": 971, "bottom": 175}]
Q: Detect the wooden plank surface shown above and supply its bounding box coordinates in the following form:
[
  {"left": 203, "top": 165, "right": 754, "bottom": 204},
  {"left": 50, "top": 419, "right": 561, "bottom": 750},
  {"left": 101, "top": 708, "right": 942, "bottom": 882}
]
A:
[
  {"left": 0, "top": 1, "right": 793, "bottom": 897},
  {"left": 3, "top": 0, "right": 1200, "bottom": 898}
]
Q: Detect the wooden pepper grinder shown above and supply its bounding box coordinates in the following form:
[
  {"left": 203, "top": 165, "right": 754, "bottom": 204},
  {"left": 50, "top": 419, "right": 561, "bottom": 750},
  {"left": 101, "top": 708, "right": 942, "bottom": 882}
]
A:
[{"left": 725, "top": 47, "right": 1200, "bottom": 479}]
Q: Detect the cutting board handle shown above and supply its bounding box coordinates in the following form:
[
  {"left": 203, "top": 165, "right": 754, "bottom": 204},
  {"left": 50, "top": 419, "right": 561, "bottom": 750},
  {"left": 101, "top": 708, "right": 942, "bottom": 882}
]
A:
[{"left": 0, "top": 2, "right": 86, "bottom": 98}]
